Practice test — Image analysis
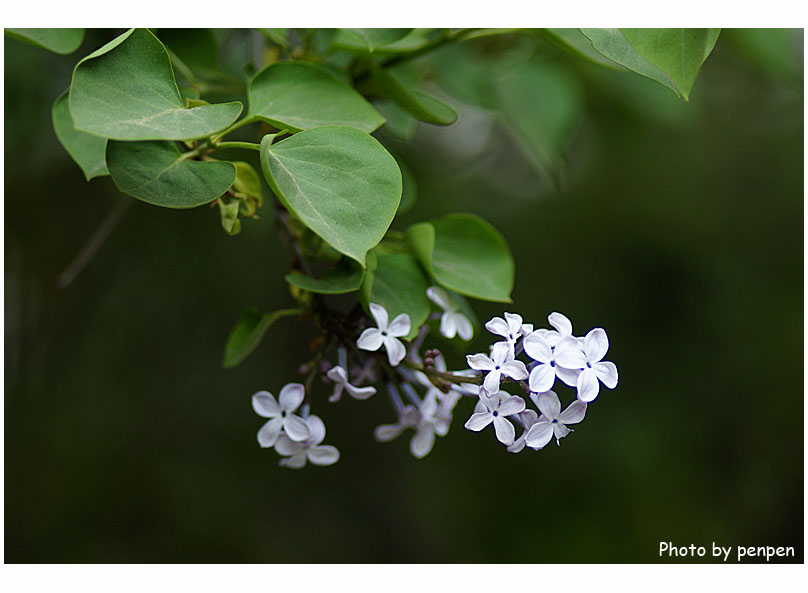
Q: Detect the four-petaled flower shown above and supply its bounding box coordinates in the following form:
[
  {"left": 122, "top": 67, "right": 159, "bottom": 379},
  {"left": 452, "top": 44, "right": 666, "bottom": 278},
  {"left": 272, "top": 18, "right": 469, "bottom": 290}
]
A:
[
  {"left": 357, "top": 303, "right": 411, "bottom": 366},
  {"left": 554, "top": 328, "right": 618, "bottom": 402},
  {"left": 326, "top": 365, "right": 377, "bottom": 402},
  {"left": 467, "top": 341, "right": 528, "bottom": 394},
  {"left": 374, "top": 405, "right": 420, "bottom": 442},
  {"left": 507, "top": 409, "right": 539, "bottom": 453},
  {"left": 427, "top": 286, "right": 473, "bottom": 341},
  {"left": 252, "top": 383, "right": 312, "bottom": 447},
  {"left": 485, "top": 312, "right": 524, "bottom": 350},
  {"left": 523, "top": 332, "right": 582, "bottom": 393},
  {"left": 525, "top": 390, "right": 587, "bottom": 449},
  {"left": 275, "top": 414, "right": 340, "bottom": 468},
  {"left": 464, "top": 390, "right": 526, "bottom": 445}
]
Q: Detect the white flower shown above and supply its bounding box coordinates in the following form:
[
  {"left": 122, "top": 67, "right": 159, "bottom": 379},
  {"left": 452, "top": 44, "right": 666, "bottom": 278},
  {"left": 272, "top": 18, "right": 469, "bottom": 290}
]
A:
[
  {"left": 252, "top": 383, "right": 311, "bottom": 447},
  {"left": 410, "top": 393, "right": 445, "bottom": 459},
  {"left": 525, "top": 390, "right": 586, "bottom": 449},
  {"left": 523, "top": 333, "right": 582, "bottom": 393},
  {"left": 426, "top": 286, "right": 473, "bottom": 341},
  {"left": 555, "top": 328, "right": 618, "bottom": 402},
  {"left": 357, "top": 303, "right": 411, "bottom": 366},
  {"left": 466, "top": 341, "right": 528, "bottom": 394},
  {"left": 464, "top": 390, "right": 526, "bottom": 445},
  {"left": 374, "top": 405, "right": 420, "bottom": 442},
  {"left": 507, "top": 409, "right": 539, "bottom": 453},
  {"left": 535, "top": 312, "right": 578, "bottom": 347},
  {"left": 326, "top": 365, "right": 377, "bottom": 402},
  {"left": 275, "top": 414, "right": 340, "bottom": 468},
  {"left": 485, "top": 312, "right": 524, "bottom": 349}
]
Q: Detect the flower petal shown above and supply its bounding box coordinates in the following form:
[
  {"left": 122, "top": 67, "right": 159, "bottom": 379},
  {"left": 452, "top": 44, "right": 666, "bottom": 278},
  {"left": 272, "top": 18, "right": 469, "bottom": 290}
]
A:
[
  {"left": 504, "top": 312, "right": 523, "bottom": 335},
  {"left": 501, "top": 360, "right": 528, "bottom": 381},
  {"left": 257, "top": 418, "right": 283, "bottom": 448},
  {"left": 554, "top": 337, "right": 586, "bottom": 369},
  {"left": 507, "top": 436, "right": 526, "bottom": 453},
  {"left": 464, "top": 412, "right": 493, "bottom": 431},
  {"left": 523, "top": 333, "right": 552, "bottom": 363},
  {"left": 497, "top": 395, "right": 526, "bottom": 417},
  {"left": 375, "top": 423, "right": 405, "bottom": 442},
  {"left": 492, "top": 416, "right": 515, "bottom": 445},
  {"left": 308, "top": 445, "right": 340, "bottom": 466},
  {"left": 594, "top": 361, "right": 619, "bottom": 389},
  {"left": 305, "top": 414, "right": 327, "bottom": 444},
  {"left": 555, "top": 366, "right": 581, "bottom": 387},
  {"left": 426, "top": 286, "right": 452, "bottom": 311},
  {"left": 576, "top": 368, "right": 600, "bottom": 403},
  {"left": 326, "top": 366, "right": 348, "bottom": 384},
  {"left": 252, "top": 391, "right": 281, "bottom": 418},
  {"left": 279, "top": 453, "right": 307, "bottom": 469},
  {"left": 483, "top": 368, "right": 502, "bottom": 394},
  {"left": 528, "top": 364, "right": 555, "bottom": 393},
  {"left": 453, "top": 314, "right": 474, "bottom": 341},
  {"left": 369, "top": 302, "right": 389, "bottom": 330},
  {"left": 344, "top": 383, "right": 377, "bottom": 400},
  {"left": 484, "top": 316, "right": 510, "bottom": 338},
  {"left": 440, "top": 313, "right": 457, "bottom": 339},
  {"left": 386, "top": 313, "right": 411, "bottom": 337},
  {"left": 584, "top": 328, "right": 609, "bottom": 362},
  {"left": 384, "top": 336, "right": 407, "bottom": 366},
  {"left": 278, "top": 383, "right": 305, "bottom": 412},
  {"left": 525, "top": 420, "right": 553, "bottom": 449},
  {"left": 466, "top": 353, "right": 495, "bottom": 371},
  {"left": 490, "top": 341, "right": 514, "bottom": 365},
  {"left": 410, "top": 427, "right": 436, "bottom": 459},
  {"left": 328, "top": 383, "right": 345, "bottom": 403},
  {"left": 357, "top": 327, "right": 384, "bottom": 351},
  {"left": 283, "top": 413, "right": 313, "bottom": 442},
  {"left": 553, "top": 422, "right": 571, "bottom": 441},
  {"left": 559, "top": 400, "right": 587, "bottom": 424},
  {"left": 274, "top": 434, "right": 305, "bottom": 456},
  {"left": 533, "top": 390, "right": 561, "bottom": 420},
  {"left": 548, "top": 312, "right": 572, "bottom": 336}
]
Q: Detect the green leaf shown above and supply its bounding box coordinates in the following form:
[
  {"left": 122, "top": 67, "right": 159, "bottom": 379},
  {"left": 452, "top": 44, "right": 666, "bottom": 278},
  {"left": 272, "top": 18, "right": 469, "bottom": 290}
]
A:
[
  {"left": 286, "top": 258, "right": 365, "bottom": 294},
  {"left": 218, "top": 198, "right": 241, "bottom": 235},
  {"left": 51, "top": 92, "right": 108, "bottom": 180},
  {"left": 247, "top": 61, "right": 384, "bottom": 133},
  {"left": 231, "top": 161, "right": 263, "bottom": 215},
  {"left": 539, "top": 29, "right": 624, "bottom": 69},
  {"left": 494, "top": 60, "right": 582, "bottom": 174},
  {"left": 334, "top": 29, "right": 413, "bottom": 52},
  {"left": 69, "top": 28, "right": 242, "bottom": 140},
  {"left": 620, "top": 28, "right": 719, "bottom": 100},
  {"left": 258, "top": 28, "right": 291, "bottom": 49},
  {"left": 359, "top": 252, "right": 430, "bottom": 340},
  {"left": 223, "top": 308, "right": 301, "bottom": 368},
  {"left": 107, "top": 140, "right": 236, "bottom": 208},
  {"left": 406, "top": 213, "right": 514, "bottom": 303},
  {"left": 259, "top": 126, "right": 402, "bottom": 266},
  {"left": 6, "top": 28, "right": 84, "bottom": 54},
  {"left": 156, "top": 28, "right": 220, "bottom": 77},
  {"left": 372, "top": 66, "right": 457, "bottom": 126},
  {"left": 396, "top": 156, "right": 417, "bottom": 215},
  {"left": 580, "top": 28, "right": 719, "bottom": 100}
]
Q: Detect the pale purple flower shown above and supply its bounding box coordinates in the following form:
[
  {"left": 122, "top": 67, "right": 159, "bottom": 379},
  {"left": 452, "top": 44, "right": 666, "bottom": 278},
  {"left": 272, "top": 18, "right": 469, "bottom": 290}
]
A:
[
  {"left": 252, "top": 383, "right": 311, "bottom": 447},
  {"left": 485, "top": 312, "right": 524, "bottom": 350},
  {"left": 275, "top": 414, "right": 340, "bottom": 468},
  {"left": 507, "top": 409, "right": 539, "bottom": 453},
  {"left": 523, "top": 333, "right": 582, "bottom": 393},
  {"left": 464, "top": 390, "right": 526, "bottom": 445},
  {"left": 357, "top": 303, "right": 411, "bottom": 366},
  {"left": 374, "top": 405, "right": 419, "bottom": 442},
  {"left": 326, "top": 365, "right": 377, "bottom": 402},
  {"left": 466, "top": 341, "right": 528, "bottom": 394},
  {"left": 555, "top": 328, "right": 618, "bottom": 402},
  {"left": 525, "top": 390, "right": 586, "bottom": 449},
  {"left": 427, "top": 286, "right": 473, "bottom": 341},
  {"left": 534, "top": 312, "right": 577, "bottom": 347}
]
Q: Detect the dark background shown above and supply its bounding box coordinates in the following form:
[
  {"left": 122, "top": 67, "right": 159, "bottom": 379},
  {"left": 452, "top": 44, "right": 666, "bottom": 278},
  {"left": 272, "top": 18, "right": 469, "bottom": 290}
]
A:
[{"left": 4, "top": 29, "right": 803, "bottom": 562}]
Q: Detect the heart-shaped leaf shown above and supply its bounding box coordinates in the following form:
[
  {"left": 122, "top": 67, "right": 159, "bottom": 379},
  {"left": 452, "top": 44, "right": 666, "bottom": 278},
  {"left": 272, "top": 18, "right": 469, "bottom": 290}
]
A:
[
  {"left": 6, "top": 28, "right": 84, "bottom": 54},
  {"left": 248, "top": 61, "right": 384, "bottom": 133},
  {"left": 107, "top": 140, "right": 236, "bottom": 208},
  {"left": 407, "top": 213, "right": 514, "bottom": 303},
  {"left": 359, "top": 251, "right": 430, "bottom": 340},
  {"left": 286, "top": 258, "right": 365, "bottom": 294},
  {"left": 373, "top": 66, "right": 457, "bottom": 126},
  {"left": 69, "top": 28, "right": 242, "bottom": 140},
  {"left": 259, "top": 126, "right": 402, "bottom": 266},
  {"left": 52, "top": 92, "right": 108, "bottom": 180},
  {"left": 223, "top": 308, "right": 302, "bottom": 368}
]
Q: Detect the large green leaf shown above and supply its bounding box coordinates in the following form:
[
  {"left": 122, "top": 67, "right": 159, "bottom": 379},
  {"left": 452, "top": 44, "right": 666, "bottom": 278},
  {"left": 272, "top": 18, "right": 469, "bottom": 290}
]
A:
[
  {"left": 223, "top": 308, "right": 301, "bottom": 368},
  {"left": 156, "top": 28, "right": 220, "bottom": 77},
  {"left": 286, "top": 258, "right": 365, "bottom": 294},
  {"left": 5, "top": 28, "right": 84, "bottom": 54},
  {"left": 539, "top": 29, "right": 623, "bottom": 69},
  {"left": 407, "top": 213, "right": 514, "bottom": 303},
  {"left": 69, "top": 28, "right": 242, "bottom": 140},
  {"left": 334, "top": 29, "right": 413, "bottom": 52},
  {"left": 247, "top": 61, "right": 384, "bottom": 133},
  {"left": 107, "top": 141, "right": 236, "bottom": 208},
  {"left": 259, "top": 126, "right": 402, "bottom": 266},
  {"left": 359, "top": 252, "right": 430, "bottom": 340},
  {"left": 51, "top": 92, "right": 108, "bottom": 180},
  {"left": 580, "top": 28, "right": 719, "bottom": 100},
  {"left": 373, "top": 66, "right": 457, "bottom": 126}
]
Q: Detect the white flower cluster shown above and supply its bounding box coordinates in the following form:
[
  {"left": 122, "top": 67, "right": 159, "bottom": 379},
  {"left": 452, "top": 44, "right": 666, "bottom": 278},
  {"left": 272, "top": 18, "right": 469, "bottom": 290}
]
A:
[{"left": 464, "top": 312, "right": 618, "bottom": 451}]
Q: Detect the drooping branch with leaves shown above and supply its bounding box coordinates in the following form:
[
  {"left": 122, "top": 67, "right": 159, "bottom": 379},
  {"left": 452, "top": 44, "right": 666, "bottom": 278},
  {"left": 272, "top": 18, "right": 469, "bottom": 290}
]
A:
[{"left": 8, "top": 27, "right": 721, "bottom": 467}]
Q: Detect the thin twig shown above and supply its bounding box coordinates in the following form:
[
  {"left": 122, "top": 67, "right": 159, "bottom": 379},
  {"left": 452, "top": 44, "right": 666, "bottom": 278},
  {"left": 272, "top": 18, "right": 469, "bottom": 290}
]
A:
[{"left": 57, "top": 198, "right": 132, "bottom": 289}]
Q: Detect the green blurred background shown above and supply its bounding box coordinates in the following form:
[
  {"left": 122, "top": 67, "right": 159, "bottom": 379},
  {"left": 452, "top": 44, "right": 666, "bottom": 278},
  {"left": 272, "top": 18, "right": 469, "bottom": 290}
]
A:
[{"left": 4, "top": 29, "right": 803, "bottom": 562}]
